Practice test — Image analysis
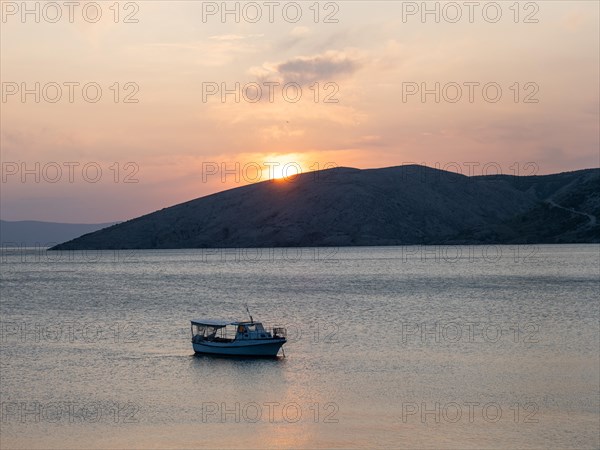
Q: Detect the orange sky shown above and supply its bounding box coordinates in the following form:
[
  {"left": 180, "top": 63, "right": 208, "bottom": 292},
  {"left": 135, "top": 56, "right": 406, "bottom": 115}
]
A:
[{"left": 1, "top": 1, "right": 599, "bottom": 222}]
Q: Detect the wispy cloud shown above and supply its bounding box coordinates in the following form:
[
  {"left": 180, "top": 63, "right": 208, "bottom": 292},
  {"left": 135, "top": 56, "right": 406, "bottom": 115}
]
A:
[
  {"left": 144, "top": 36, "right": 263, "bottom": 67},
  {"left": 209, "top": 34, "right": 265, "bottom": 41}
]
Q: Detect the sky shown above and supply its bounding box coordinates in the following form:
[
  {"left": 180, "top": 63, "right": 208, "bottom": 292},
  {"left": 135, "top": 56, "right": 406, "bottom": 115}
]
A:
[{"left": 1, "top": 1, "right": 599, "bottom": 223}]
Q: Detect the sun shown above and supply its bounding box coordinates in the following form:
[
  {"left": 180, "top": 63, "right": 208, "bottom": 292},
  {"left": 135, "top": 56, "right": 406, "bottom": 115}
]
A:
[
  {"left": 269, "top": 164, "right": 286, "bottom": 180},
  {"left": 261, "top": 157, "right": 304, "bottom": 181}
]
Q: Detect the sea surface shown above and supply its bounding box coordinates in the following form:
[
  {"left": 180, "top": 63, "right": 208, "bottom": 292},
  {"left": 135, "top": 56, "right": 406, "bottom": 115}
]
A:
[{"left": 1, "top": 245, "right": 598, "bottom": 449}]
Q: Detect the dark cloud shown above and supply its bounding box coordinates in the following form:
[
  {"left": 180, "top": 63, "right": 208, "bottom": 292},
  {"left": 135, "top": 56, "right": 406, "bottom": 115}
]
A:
[{"left": 276, "top": 52, "right": 360, "bottom": 85}]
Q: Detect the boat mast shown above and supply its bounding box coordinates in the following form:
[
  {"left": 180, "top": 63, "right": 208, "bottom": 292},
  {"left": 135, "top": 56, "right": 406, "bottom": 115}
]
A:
[{"left": 245, "top": 304, "right": 254, "bottom": 324}]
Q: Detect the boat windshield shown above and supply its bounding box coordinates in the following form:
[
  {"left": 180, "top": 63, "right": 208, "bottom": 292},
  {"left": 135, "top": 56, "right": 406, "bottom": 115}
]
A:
[{"left": 237, "top": 323, "right": 265, "bottom": 333}]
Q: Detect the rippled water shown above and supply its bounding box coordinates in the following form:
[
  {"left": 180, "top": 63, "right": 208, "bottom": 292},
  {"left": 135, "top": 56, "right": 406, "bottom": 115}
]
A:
[{"left": 1, "top": 245, "right": 598, "bottom": 449}]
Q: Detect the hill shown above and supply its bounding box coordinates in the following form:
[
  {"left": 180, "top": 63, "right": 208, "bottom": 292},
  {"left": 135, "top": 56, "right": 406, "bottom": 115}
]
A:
[{"left": 49, "top": 165, "right": 599, "bottom": 249}]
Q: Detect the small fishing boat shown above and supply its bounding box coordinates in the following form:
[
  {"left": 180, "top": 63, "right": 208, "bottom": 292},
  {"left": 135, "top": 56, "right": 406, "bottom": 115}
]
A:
[{"left": 190, "top": 313, "right": 287, "bottom": 357}]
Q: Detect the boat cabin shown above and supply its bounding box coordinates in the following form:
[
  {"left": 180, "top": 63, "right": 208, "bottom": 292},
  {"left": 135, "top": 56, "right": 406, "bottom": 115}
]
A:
[{"left": 191, "top": 319, "right": 286, "bottom": 344}]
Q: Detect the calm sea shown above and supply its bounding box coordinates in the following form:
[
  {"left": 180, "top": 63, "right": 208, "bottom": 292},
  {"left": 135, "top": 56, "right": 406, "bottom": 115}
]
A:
[{"left": 1, "top": 245, "right": 598, "bottom": 449}]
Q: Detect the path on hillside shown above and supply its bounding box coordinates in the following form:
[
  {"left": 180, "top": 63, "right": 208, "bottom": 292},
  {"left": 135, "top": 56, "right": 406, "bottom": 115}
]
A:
[{"left": 546, "top": 199, "right": 597, "bottom": 227}]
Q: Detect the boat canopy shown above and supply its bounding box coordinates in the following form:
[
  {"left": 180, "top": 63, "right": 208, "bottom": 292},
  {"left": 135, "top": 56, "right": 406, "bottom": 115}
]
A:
[
  {"left": 191, "top": 319, "right": 234, "bottom": 327},
  {"left": 190, "top": 319, "right": 246, "bottom": 327}
]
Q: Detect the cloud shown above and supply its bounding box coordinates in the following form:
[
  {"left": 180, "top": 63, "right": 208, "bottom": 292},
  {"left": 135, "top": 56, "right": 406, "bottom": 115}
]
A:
[
  {"left": 277, "top": 51, "right": 361, "bottom": 84},
  {"left": 249, "top": 50, "right": 362, "bottom": 86},
  {"left": 209, "top": 34, "right": 264, "bottom": 41},
  {"left": 144, "top": 36, "right": 262, "bottom": 67},
  {"left": 290, "top": 27, "right": 311, "bottom": 38},
  {"left": 259, "top": 125, "right": 306, "bottom": 141},
  {"left": 277, "top": 26, "right": 312, "bottom": 50}
]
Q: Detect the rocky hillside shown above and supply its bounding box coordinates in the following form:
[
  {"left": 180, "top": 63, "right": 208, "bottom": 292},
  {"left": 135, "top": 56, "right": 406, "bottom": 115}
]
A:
[{"left": 50, "top": 165, "right": 599, "bottom": 249}]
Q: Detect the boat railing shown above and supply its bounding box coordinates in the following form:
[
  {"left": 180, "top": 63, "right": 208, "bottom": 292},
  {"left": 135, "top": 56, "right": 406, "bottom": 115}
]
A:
[
  {"left": 271, "top": 327, "right": 286, "bottom": 338},
  {"left": 193, "top": 325, "right": 287, "bottom": 342},
  {"left": 234, "top": 324, "right": 287, "bottom": 339}
]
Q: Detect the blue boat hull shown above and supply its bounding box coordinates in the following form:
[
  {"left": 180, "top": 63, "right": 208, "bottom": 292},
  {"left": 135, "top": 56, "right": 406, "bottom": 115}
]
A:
[{"left": 192, "top": 339, "right": 286, "bottom": 357}]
